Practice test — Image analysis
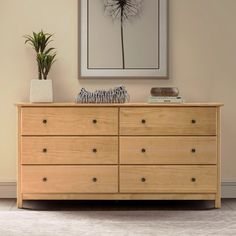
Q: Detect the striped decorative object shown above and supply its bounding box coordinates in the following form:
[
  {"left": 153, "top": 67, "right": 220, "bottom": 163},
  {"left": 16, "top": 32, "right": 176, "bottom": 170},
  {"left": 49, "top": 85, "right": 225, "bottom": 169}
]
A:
[{"left": 76, "top": 86, "right": 130, "bottom": 103}]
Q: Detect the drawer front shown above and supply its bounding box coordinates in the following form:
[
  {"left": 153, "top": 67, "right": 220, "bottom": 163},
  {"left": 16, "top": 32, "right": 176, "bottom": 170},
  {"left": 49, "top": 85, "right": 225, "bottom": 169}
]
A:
[
  {"left": 22, "top": 166, "right": 118, "bottom": 193},
  {"left": 21, "top": 107, "right": 118, "bottom": 135},
  {"left": 120, "top": 137, "right": 217, "bottom": 164},
  {"left": 21, "top": 137, "right": 118, "bottom": 164},
  {"left": 120, "top": 107, "right": 217, "bottom": 135},
  {"left": 120, "top": 166, "right": 217, "bottom": 193}
]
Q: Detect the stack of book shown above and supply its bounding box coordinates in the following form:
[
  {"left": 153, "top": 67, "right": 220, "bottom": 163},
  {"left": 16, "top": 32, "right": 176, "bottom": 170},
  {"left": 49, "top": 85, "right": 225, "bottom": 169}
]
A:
[
  {"left": 148, "top": 87, "right": 184, "bottom": 104},
  {"left": 148, "top": 96, "right": 184, "bottom": 104}
]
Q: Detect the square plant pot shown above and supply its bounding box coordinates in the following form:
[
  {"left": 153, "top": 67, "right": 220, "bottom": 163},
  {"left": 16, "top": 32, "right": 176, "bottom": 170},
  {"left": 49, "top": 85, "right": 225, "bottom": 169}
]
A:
[{"left": 30, "top": 79, "right": 53, "bottom": 103}]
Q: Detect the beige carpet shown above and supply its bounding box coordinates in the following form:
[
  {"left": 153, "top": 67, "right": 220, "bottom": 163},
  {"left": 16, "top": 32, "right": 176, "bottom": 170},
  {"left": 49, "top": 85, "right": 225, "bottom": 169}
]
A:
[{"left": 0, "top": 210, "right": 236, "bottom": 236}]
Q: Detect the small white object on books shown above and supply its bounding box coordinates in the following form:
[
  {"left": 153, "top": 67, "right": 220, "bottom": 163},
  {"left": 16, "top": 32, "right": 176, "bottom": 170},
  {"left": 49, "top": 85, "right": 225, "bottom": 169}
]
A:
[{"left": 148, "top": 96, "right": 184, "bottom": 104}]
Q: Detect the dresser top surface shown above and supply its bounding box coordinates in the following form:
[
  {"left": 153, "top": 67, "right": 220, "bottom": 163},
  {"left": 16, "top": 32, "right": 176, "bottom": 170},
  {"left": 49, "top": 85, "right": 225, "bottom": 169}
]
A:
[{"left": 16, "top": 102, "right": 223, "bottom": 107}]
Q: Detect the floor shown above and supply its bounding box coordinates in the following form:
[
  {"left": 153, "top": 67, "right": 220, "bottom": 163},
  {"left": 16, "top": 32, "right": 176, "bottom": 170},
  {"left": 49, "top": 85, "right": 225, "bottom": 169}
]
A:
[
  {"left": 0, "top": 198, "right": 236, "bottom": 211},
  {"left": 0, "top": 199, "right": 236, "bottom": 236}
]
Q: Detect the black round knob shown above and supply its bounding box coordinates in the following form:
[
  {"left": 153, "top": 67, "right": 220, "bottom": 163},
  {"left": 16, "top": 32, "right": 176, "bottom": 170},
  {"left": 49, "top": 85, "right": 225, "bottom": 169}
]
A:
[
  {"left": 92, "top": 177, "right": 97, "bottom": 182},
  {"left": 141, "top": 177, "right": 146, "bottom": 182},
  {"left": 191, "top": 119, "right": 196, "bottom": 124},
  {"left": 43, "top": 119, "right": 47, "bottom": 124},
  {"left": 43, "top": 148, "right": 47, "bottom": 153},
  {"left": 191, "top": 177, "right": 196, "bottom": 182},
  {"left": 93, "top": 148, "right": 97, "bottom": 153},
  {"left": 191, "top": 148, "right": 196, "bottom": 153},
  {"left": 42, "top": 177, "right": 47, "bottom": 182},
  {"left": 141, "top": 148, "right": 146, "bottom": 153},
  {"left": 141, "top": 119, "right": 146, "bottom": 124},
  {"left": 93, "top": 119, "right": 97, "bottom": 124}
]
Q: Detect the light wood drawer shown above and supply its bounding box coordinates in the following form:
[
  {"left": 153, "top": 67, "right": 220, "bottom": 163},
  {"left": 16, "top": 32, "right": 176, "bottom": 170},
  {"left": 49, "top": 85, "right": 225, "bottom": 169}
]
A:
[
  {"left": 22, "top": 166, "right": 118, "bottom": 193},
  {"left": 21, "top": 107, "right": 118, "bottom": 135},
  {"left": 120, "top": 107, "right": 217, "bottom": 135},
  {"left": 21, "top": 137, "right": 118, "bottom": 164},
  {"left": 120, "top": 137, "right": 217, "bottom": 164},
  {"left": 120, "top": 166, "right": 217, "bottom": 193}
]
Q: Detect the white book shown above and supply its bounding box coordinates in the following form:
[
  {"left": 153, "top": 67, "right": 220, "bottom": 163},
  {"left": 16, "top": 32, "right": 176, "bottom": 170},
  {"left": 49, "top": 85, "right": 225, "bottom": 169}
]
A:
[
  {"left": 149, "top": 96, "right": 182, "bottom": 100},
  {"left": 148, "top": 96, "right": 184, "bottom": 104}
]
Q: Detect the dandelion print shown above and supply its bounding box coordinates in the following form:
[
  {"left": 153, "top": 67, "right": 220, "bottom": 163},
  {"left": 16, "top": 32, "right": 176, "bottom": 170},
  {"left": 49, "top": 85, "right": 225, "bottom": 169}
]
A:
[{"left": 104, "top": 0, "right": 143, "bottom": 69}]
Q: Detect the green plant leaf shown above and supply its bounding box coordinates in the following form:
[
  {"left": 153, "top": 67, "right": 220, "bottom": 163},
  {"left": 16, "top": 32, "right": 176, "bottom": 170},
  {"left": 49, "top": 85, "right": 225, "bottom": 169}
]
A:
[
  {"left": 24, "top": 30, "right": 56, "bottom": 79},
  {"left": 44, "top": 47, "right": 55, "bottom": 55}
]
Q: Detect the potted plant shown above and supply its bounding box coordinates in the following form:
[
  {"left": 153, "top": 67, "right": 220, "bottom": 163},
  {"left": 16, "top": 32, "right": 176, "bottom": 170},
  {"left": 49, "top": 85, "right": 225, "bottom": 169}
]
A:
[{"left": 24, "top": 30, "right": 56, "bottom": 102}]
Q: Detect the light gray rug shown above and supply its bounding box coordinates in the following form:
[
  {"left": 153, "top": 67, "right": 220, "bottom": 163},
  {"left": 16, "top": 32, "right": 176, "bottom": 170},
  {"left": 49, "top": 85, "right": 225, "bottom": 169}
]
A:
[{"left": 0, "top": 210, "right": 236, "bottom": 236}]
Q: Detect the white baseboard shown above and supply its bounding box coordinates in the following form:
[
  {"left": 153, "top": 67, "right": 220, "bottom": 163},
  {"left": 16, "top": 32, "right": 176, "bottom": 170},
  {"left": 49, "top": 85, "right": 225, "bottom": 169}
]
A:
[
  {"left": 0, "top": 182, "right": 235, "bottom": 199},
  {"left": 222, "top": 182, "right": 236, "bottom": 198},
  {"left": 0, "top": 182, "right": 16, "bottom": 198}
]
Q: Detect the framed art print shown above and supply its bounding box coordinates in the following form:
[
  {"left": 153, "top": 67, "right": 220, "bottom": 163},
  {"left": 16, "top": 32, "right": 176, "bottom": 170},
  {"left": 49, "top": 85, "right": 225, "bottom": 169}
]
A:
[{"left": 81, "top": 0, "right": 168, "bottom": 77}]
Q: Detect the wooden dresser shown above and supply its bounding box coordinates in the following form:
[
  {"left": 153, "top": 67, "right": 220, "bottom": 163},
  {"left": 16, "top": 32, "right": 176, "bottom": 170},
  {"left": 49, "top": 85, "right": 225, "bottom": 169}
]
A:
[{"left": 16, "top": 103, "right": 222, "bottom": 208}]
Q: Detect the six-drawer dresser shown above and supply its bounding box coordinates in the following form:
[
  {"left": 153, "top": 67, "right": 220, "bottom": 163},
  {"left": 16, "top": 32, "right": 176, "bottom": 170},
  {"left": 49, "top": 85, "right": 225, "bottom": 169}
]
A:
[{"left": 16, "top": 103, "right": 222, "bottom": 208}]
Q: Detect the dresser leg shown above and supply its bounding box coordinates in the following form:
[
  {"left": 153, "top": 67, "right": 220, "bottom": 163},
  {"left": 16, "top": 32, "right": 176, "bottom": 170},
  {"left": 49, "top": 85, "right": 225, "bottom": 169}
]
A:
[
  {"left": 17, "top": 199, "right": 23, "bottom": 209},
  {"left": 215, "top": 197, "right": 221, "bottom": 209}
]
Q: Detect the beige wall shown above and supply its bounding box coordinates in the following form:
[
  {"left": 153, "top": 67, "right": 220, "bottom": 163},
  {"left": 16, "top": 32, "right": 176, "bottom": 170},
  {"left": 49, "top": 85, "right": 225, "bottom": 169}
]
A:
[{"left": 0, "top": 0, "right": 235, "bottom": 182}]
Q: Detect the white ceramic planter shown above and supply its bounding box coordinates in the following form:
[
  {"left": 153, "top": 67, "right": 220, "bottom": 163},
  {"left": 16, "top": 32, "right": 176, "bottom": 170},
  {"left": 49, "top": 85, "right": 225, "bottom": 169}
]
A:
[{"left": 30, "top": 79, "right": 53, "bottom": 103}]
